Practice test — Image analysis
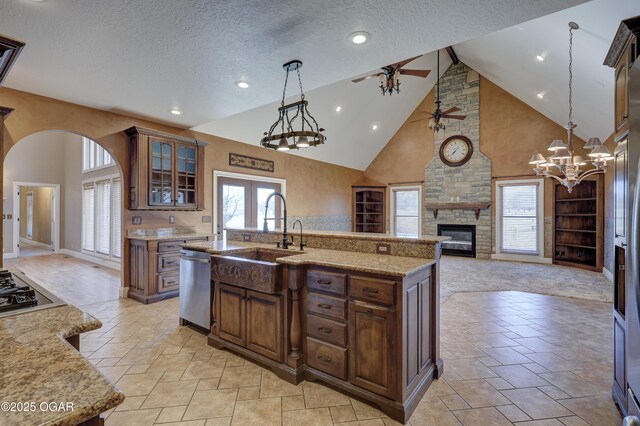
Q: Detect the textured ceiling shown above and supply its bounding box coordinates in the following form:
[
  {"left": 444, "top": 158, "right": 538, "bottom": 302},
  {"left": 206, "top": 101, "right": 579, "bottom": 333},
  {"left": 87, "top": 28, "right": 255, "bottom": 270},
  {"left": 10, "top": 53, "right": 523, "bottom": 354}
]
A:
[{"left": 454, "top": 0, "right": 640, "bottom": 144}]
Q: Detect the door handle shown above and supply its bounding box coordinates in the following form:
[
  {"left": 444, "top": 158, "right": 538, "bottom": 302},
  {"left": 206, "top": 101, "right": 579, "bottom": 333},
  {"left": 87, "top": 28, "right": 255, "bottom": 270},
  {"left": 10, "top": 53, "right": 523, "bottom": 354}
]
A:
[{"left": 180, "top": 256, "right": 210, "bottom": 263}]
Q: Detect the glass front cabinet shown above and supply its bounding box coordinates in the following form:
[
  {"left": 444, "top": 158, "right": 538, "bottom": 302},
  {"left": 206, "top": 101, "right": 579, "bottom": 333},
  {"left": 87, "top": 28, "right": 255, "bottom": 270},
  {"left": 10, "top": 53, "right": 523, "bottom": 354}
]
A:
[{"left": 126, "top": 126, "right": 206, "bottom": 210}]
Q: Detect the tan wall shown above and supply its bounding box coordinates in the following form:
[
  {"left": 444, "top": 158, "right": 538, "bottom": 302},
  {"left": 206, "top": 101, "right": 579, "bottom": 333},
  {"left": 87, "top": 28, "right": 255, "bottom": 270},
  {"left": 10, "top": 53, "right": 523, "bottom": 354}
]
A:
[
  {"left": 19, "top": 186, "right": 52, "bottom": 245},
  {"left": 0, "top": 87, "right": 363, "bottom": 285}
]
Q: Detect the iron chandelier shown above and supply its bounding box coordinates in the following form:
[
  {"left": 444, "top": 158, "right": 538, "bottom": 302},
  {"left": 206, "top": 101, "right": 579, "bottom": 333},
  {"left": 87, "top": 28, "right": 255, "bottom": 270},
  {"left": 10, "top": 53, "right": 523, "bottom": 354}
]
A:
[
  {"left": 261, "top": 60, "right": 325, "bottom": 151},
  {"left": 529, "top": 22, "right": 612, "bottom": 192}
]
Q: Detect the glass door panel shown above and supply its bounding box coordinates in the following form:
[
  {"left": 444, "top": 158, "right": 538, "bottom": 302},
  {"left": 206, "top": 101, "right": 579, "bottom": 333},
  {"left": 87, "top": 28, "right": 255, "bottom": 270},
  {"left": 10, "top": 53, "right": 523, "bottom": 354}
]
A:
[
  {"left": 175, "top": 143, "right": 197, "bottom": 207},
  {"left": 150, "top": 139, "right": 174, "bottom": 206}
]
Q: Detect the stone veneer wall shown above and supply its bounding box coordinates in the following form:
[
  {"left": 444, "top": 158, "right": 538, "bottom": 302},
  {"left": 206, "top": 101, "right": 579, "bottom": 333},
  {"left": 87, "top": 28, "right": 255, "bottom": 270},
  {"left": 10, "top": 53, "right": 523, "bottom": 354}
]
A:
[
  {"left": 424, "top": 63, "right": 493, "bottom": 259},
  {"left": 287, "top": 215, "right": 351, "bottom": 232}
]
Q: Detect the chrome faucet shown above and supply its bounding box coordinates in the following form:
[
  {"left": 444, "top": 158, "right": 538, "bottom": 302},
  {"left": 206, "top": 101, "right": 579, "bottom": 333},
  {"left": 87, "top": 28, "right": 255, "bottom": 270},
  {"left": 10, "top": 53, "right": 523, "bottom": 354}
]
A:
[
  {"left": 292, "top": 220, "right": 306, "bottom": 251},
  {"left": 263, "top": 192, "right": 291, "bottom": 249}
]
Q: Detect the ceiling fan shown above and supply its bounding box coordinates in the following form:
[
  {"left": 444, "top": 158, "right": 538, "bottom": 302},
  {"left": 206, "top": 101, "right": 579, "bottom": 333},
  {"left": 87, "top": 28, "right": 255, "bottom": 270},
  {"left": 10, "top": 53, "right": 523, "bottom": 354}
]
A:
[
  {"left": 352, "top": 55, "right": 430, "bottom": 96},
  {"left": 412, "top": 49, "right": 466, "bottom": 132}
]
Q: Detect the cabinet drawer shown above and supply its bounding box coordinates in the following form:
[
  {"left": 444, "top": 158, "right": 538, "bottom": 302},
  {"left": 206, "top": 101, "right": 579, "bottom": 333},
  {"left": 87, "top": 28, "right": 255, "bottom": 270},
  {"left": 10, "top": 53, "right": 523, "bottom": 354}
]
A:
[
  {"left": 349, "top": 276, "right": 396, "bottom": 306},
  {"left": 307, "top": 293, "right": 347, "bottom": 321},
  {"left": 158, "top": 273, "right": 179, "bottom": 293},
  {"left": 158, "top": 253, "right": 180, "bottom": 272},
  {"left": 307, "top": 337, "right": 347, "bottom": 380},
  {"left": 307, "top": 270, "right": 347, "bottom": 296},
  {"left": 307, "top": 314, "right": 347, "bottom": 347},
  {"left": 158, "top": 241, "right": 183, "bottom": 253}
]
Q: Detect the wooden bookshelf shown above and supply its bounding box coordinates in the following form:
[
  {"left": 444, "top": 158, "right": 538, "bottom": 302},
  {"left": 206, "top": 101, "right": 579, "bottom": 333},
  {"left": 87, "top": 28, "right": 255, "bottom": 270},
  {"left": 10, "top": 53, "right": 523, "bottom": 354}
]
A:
[
  {"left": 352, "top": 186, "right": 385, "bottom": 233},
  {"left": 552, "top": 175, "right": 603, "bottom": 272}
]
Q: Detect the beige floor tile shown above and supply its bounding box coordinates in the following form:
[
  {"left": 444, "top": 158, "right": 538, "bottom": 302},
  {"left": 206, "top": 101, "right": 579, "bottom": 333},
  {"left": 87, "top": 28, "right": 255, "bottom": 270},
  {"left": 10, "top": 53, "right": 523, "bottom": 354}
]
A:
[
  {"left": 482, "top": 347, "right": 532, "bottom": 365},
  {"left": 218, "top": 365, "right": 263, "bottom": 389},
  {"left": 197, "top": 378, "right": 221, "bottom": 391},
  {"left": 558, "top": 415, "right": 590, "bottom": 425},
  {"left": 515, "top": 419, "right": 564, "bottom": 425},
  {"left": 439, "top": 394, "right": 470, "bottom": 410},
  {"left": 156, "top": 405, "right": 187, "bottom": 423},
  {"left": 181, "top": 358, "right": 227, "bottom": 381},
  {"left": 260, "top": 370, "right": 303, "bottom": 398},
  {"left": 282, "top": 395, "right": 306, "bottom": 411},
  {"left": 127, "top": 363, "right": 151, "bottom": 374},
  {"left": 453, "top": 407, "right": 512, "bottom": 425},
  {"left": 538, "top": 385, "right": 571, "bottom": 400},
  {"left": 449, "top": 379, "right": 510, "bottom": 408},
  {"left": 161, "top": 370, "right": 185, "bottom": 382},
  {"left": 113, "top": 395, "right": 146, "bottom": 412},
  {"left": 496, "top": 404, "right": 531, "bottom": 422},
  {"left": 183, "top": 388, "right": 238, "bottom": 420},
  {"left": 105, "top": 408, "right": 161, "bottom": 425},
  {"left": 538, "top": 371, "right": 609, "bottom": 398},
  {"left": 157, "top": 420, "right": 206, "bottom": 426},
  {"left": 282, "top": 407, "right": 333, "bottom": 426},
  {"left": 501, "top": 388, "right": 572, "bottom": 419},
  {"left": 408, "top": 395, "right": 461, "bottom": 426},
  {"left": 237, "top": 386, "right": 260, "bottom": 401},
  {"left": 330, "top": 405, "right": 358, "bottom": 422},
  {"left": 115, "top": 372, "right": 163, "bottom": 396},
  {"left": 303, "top": 381, "right": 351, "bottom": 408},
  {"left": 559, "top": 395, "right": 622, "bottom": 426},
  {"left": 148, "top": 353, "right": 195, "bottom": 373},
  {"left": 485, "top": 377, "right": 514, "bottom": 390},
  {"left": 141, "top": 380, "right": 199, "bottom": 409},
  {"left": 491, "top": 364, "right": 550, "bottom": 388},
  {"left": 205, "top": 418, "right": 232, "bottom": 426},
  {"left": 350, "top": 397, "right": 385, "bottom": 419},
  {"left": 231, "top": 397, "right": 281, "bottom": 426},
  {"left": 328, "top": 420, "right": 384, "bottom": 426},
  {"left": 446, "top": 359, "right": 498, "bottom": 380},
  {"left": 89, "top": 342, "right": 137, "bottom": 359},
  {"left": 98, "top": 365, "right": 130, "bottom": 383}
]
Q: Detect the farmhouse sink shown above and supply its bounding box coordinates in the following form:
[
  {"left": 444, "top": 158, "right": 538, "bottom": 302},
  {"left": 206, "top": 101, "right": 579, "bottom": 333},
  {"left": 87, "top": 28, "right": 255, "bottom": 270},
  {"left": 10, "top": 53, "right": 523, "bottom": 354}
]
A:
[{"left": 211, "top": 248, "right": 297, "bottom": 293}]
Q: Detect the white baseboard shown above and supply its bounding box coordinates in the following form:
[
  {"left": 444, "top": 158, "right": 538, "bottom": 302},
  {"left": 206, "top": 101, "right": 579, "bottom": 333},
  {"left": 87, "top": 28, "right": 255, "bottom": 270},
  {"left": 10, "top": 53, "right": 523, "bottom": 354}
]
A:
[
  {"left": 3, "top": 252, "right": 17, "bottom": 260},
  {"left": 20, "top": 238, "right": 53, "bottom": 250},
  {"left": 59, "top": 249, "right": 121, "bottom": 271},
  {"left": 603, "top": 267, "right": 614, "bottom": 283},
  {"left": 119, "top": 286, "right": 129, "bottom": 298},
  {"left": 491, "top": 253, "right": 553, "bottom": 264}
]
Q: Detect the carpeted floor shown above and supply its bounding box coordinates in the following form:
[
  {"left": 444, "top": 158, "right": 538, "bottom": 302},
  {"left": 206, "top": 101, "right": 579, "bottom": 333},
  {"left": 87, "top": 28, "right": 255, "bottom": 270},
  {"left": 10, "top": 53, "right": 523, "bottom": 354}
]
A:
[{"left": 440, "top": 256, "right": 613, "bottom": 303}]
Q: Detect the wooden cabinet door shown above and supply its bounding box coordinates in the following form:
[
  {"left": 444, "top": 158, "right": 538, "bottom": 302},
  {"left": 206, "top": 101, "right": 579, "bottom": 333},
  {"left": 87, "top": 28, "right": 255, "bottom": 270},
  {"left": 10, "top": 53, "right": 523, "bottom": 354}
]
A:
[
  {"left": 148, "top": 138, "right": 175, "bottom": 207},
  {"left": 174, "top": 142, "right": 198, "bottom": 208},
  {"left": 245, "top": 290, "right": 282, "bottom": 361},
  {"left": 217, "top": 283, "right": 246, "bottom": 347},
  {"left": 615, "top": 55, "right": 628, "bottom": 133},
  {"left": 614, "top": 140, "right": 628, "bottom": 244},
  {"left": 348, "top": 302, "right": 396, "bottom": 399}
]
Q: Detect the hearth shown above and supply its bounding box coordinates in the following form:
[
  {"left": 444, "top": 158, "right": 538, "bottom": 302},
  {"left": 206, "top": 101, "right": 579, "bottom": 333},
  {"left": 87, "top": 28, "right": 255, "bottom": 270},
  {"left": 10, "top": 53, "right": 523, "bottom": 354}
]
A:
[{"left": 438, "top": 224, "right": 476, "bottom": 258}]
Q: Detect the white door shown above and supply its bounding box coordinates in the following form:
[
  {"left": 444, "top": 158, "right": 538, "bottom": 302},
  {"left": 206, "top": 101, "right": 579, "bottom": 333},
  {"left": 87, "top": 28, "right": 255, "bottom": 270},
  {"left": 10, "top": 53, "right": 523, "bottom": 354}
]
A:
[{"left": 26, "top": 192, "right": 33, "bottom": 239}]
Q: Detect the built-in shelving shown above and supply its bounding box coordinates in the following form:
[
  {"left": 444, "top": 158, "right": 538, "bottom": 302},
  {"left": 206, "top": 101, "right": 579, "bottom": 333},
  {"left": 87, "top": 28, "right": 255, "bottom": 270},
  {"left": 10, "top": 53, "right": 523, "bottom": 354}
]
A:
[{"left": 353, "top": 186, "right": 385, "bottom": 233}]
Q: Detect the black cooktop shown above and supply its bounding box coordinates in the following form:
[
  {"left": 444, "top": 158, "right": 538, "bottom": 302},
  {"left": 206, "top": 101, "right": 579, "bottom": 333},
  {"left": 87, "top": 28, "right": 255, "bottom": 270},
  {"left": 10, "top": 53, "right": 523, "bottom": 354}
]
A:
[{"left": 0, "top": 270, "right": 38, "bottom": 313}]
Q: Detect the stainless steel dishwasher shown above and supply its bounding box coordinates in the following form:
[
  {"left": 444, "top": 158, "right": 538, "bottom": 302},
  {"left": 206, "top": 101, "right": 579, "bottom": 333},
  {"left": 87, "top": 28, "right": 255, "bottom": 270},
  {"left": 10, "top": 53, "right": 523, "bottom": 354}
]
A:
[{"left": 179, "top": 249, "right": 211, "bottom": 330}]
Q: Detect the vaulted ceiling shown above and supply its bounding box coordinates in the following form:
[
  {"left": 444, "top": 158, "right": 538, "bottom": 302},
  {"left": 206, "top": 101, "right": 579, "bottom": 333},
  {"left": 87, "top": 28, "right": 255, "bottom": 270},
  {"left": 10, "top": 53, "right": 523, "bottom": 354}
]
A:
[{"left": 3, "top": 0, "right": 633, "bottom": 170}]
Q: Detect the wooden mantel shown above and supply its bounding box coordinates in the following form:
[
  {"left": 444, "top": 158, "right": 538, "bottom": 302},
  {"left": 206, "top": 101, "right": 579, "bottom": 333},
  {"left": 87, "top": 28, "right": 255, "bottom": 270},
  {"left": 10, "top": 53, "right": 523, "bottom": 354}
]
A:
[{"left": 425, "top": 203, "right": 491, "bottom": 220}]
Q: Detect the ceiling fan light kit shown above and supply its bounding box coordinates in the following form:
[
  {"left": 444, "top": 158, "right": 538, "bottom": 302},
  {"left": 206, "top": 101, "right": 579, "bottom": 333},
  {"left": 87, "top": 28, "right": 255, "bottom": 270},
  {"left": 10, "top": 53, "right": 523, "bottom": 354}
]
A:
[
  {"left": 352, "top": 55, "right": 430, "bottom": 96},
  {"left": 529, "top": 22, "right": 612, "bottom": 192},
  {"left": 261, "top": 60, "right": 326, "bottom": 151}
]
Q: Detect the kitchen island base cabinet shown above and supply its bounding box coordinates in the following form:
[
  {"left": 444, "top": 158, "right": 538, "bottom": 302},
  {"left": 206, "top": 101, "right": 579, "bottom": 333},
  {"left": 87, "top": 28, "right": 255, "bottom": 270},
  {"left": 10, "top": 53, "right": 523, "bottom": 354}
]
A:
[{"left": 209, "top": 260, "right": 440, "bottom": 424}]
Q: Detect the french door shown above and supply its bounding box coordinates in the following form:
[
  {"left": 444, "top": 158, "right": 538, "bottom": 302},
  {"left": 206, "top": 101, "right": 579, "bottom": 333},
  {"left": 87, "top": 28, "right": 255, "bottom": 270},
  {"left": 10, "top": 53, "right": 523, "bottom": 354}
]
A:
[{"left": 216, "top": 177, "right": 281, "bottom": 235}]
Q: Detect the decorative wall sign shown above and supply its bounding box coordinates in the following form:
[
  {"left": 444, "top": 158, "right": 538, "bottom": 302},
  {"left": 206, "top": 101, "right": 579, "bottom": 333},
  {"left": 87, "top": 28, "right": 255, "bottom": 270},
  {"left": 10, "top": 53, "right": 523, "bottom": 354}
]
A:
[{"left": 229, "top": 153, "right": 274, "bottom": 173}]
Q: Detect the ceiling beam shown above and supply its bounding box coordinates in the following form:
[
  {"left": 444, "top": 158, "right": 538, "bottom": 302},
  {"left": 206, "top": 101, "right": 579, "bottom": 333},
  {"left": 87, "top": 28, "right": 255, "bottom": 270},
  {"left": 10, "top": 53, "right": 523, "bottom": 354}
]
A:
[
  {"left": 0, "top": 35, "right": 25, "bottom": 87},
  {"left": 445, "top": 46, "right": 459, "bottom": 65}
]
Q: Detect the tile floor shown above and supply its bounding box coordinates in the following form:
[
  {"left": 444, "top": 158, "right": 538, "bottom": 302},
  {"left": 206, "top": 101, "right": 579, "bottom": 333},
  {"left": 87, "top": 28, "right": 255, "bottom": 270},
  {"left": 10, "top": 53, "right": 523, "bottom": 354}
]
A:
[{"left": 75, "top": 290, "right": 620, "bottom": 425}]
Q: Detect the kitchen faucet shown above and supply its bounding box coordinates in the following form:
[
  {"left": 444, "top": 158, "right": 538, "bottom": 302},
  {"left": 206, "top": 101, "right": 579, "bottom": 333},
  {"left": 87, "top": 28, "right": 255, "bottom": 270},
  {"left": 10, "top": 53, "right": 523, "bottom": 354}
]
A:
[
  {"left": 292, "top": 220, "right": 306, "bottom": 251},
  {"left": 263, "top": 192, "right": 291, "bottom": 249}
]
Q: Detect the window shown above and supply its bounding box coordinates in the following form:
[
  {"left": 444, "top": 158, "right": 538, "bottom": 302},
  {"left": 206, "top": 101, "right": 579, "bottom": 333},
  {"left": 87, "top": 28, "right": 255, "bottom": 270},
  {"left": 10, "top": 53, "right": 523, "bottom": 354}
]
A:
[
  {"left": 390, "top": 186, "right": 422, "bottom": 238},
  {"left": 82, "top": 176, "right": 121, "bottom": 260},
  {"left": 83, "top": 137, "right": 113, "bottom": 171},
  {"left": 496, "top": 180, "right": 543, "bottom": 255}
]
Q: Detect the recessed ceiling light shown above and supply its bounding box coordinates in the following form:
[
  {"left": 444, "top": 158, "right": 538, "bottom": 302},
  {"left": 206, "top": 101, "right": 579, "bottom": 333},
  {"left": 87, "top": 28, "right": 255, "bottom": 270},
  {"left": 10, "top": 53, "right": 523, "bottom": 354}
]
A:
[
  {"left": 170, "top": 109, "right": 183, "bottom": 115},
  {"left": 335, "top": 106, "right": 342, "bottom": 112},
  {"left": 235, "top": 81, "right": 250, "bottom": 89},
  {"left": 372, "top": 124, "right": 378, "bottom": 131},
  {"left": 536, "top": 55, "right": 545, "bottom": 62},
  {"left": 348, "top": 31, "right": 370, "bottom": 45},
  {"left": 537, "top": 93, "right": 544, "bottom": 99}
]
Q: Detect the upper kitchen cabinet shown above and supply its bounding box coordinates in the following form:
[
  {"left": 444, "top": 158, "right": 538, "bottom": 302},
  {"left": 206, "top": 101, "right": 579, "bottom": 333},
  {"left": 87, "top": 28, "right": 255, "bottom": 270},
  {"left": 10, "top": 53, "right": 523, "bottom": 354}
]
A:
[{"left": 125, "top": 127, "right": 207, "bottom": 210}]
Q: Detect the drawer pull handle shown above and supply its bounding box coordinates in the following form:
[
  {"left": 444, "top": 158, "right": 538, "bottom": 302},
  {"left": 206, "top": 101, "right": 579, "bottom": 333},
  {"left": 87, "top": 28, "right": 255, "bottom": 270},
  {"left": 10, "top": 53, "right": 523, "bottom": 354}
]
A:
[
  {"left": 362, "top": 287, "right": 379, "bottom": 294},
  {"left": 165, "top": 280, "right": 176, "bottom": 285},
  {"left": 317, "top": 327, "right": 332, "bottom": 334},
  {"left": 166, "top": 260, "right": 177, "bottom": 265},
  {"left": 317, "top": 354, "right": 332, "bottom": 363},
  {"left": 317, "top": 303, "right": 332, "bottom": 310},
  {"left": 318, "top": 280, "right": 332, "bottom": 286}
]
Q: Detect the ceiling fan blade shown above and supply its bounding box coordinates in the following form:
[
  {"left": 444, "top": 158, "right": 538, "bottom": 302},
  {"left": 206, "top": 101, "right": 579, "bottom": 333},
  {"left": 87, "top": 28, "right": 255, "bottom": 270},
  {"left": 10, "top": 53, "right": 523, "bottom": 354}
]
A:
[
  {"left": 399, "top": 69, "right": 430, "bottom": 78},
  {"left": 351, "top": 73, "right": 382, "bottom": 83},
  {"left": 442, "top": 114, "right": 467, "bottom": 120},
  {"left": 441, "top": 107, "right": 460, "bottom": 115},
  {"left": 391, "top": 55, "right": 422, "bottom": 69}
]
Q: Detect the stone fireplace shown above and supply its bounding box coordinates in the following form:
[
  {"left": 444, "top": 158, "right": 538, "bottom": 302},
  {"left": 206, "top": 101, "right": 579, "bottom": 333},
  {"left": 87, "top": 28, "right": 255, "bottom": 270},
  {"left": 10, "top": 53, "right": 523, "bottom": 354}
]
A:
[
  {"left": 438, "top": 224, "right": 476, "bottom": 257},
  {"left": 423, "top": 62, "right": 492, "bottom": 259}
]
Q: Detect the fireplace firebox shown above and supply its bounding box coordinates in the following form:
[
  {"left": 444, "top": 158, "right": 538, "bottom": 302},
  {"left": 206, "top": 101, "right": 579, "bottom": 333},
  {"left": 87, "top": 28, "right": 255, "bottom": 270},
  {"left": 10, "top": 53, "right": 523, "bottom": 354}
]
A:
[{"left": 438, "top": 224, "right": 476, "bottom": 258}]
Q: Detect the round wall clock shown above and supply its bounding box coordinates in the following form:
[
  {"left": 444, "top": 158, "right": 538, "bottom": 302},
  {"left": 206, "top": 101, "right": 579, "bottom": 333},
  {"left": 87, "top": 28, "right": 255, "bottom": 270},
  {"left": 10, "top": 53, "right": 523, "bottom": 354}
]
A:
[{"left": 439, "top": 135, "right": 473, "bottom": 167}]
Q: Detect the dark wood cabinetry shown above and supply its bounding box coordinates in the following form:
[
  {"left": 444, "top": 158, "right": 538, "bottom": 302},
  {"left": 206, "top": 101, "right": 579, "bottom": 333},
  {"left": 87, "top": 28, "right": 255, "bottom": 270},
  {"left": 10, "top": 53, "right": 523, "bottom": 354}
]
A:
[
  {"left": 552, "top": 176, "right": 603, "bottom": 271},
  {"left": 127, "top": 236, "right": 208, "bottom": 304},
  {"left": 353, "top": 186, "right": 386, "bottom": 233},
  {"left": 125, "top": 127, "right": 206, "bottom": 210}
]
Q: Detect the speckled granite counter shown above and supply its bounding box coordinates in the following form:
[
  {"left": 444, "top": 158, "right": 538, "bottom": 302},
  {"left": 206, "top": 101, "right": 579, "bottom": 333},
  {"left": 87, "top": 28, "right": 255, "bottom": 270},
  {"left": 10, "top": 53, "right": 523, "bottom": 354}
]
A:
[
  {"left": 181, "top": 240, "right": 436, "bottom": 276},
  {"left": 0, "top": 305, "right": 124, "bottom": 426}
]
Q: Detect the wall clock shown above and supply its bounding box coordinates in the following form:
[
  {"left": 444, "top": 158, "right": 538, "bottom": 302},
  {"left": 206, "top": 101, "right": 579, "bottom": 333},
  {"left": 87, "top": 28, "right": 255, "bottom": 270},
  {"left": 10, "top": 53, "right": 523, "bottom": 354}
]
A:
[{"left": 439, "top": 135, "right": 473, "bottom": 167}]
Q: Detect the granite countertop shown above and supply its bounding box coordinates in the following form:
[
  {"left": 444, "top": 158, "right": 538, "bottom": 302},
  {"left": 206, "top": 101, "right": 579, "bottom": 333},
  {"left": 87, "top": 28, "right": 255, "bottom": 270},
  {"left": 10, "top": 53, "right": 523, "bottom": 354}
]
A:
[
  {"left": 126, "top": 232, "right": 213, "bottom": 241},
  {"left": 227, "top": 227, "right": 449, "bottom": 243},
  {"left": 0, "top": 305, "right": 124, "bottom": 426},
  {"left": 182, "top": 240, "right": 435, "bottom": 277}
]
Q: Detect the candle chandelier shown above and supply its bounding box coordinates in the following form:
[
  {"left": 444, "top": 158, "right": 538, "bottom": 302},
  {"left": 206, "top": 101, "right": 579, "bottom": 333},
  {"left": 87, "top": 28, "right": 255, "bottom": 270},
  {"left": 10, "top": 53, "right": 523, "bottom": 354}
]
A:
[
  {"left": 261, "top": 60, "right": 325, "bottom": 152},
  {"left": 529, "top": 22, "right": 612, "bottom": 192}
]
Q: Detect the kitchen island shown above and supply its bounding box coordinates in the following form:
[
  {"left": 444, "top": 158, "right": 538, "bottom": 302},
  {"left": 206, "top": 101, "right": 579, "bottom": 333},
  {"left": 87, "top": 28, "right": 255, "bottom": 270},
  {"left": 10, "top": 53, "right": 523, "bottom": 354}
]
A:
[{"left": 182, "top": 229, "right": 446, "bottom": 423}]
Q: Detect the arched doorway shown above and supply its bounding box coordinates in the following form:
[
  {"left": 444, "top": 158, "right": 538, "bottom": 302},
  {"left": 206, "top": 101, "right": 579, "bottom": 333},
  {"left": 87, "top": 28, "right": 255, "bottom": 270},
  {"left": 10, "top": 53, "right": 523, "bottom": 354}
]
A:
[{"left": 3, "top": 130, "right": 124, "bottom": 305}]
